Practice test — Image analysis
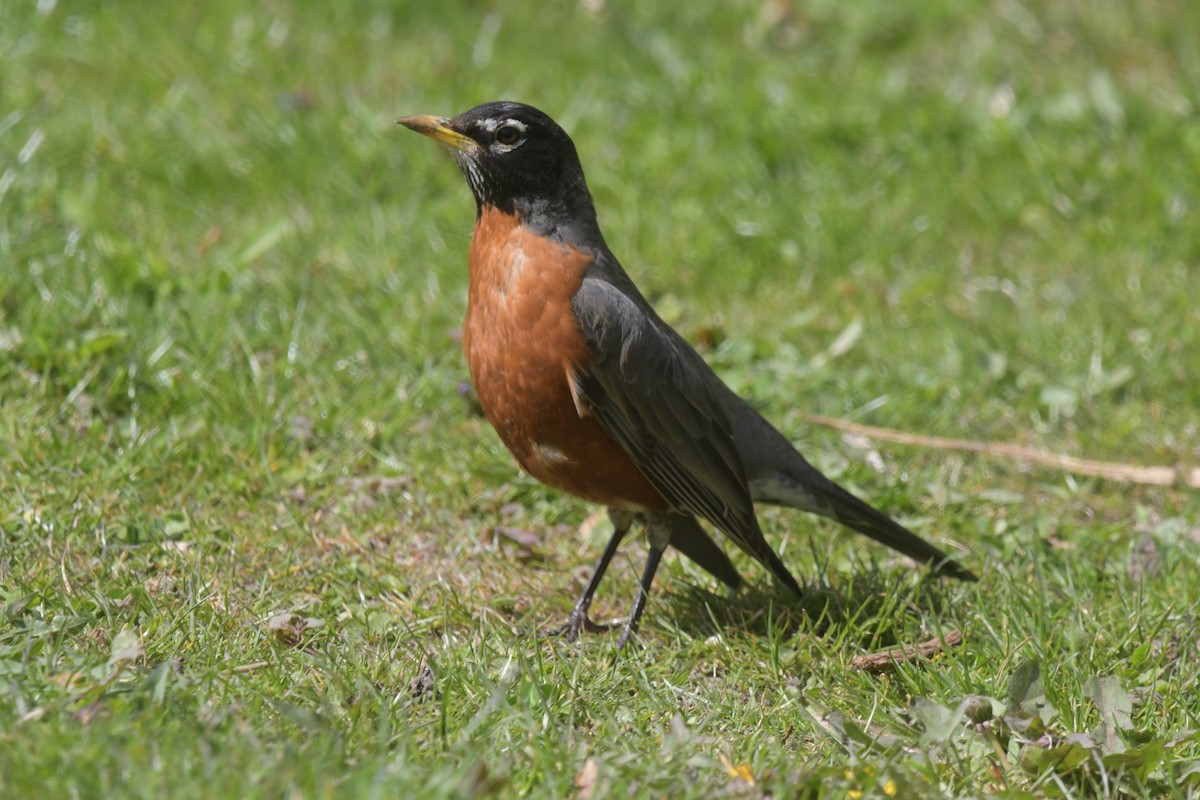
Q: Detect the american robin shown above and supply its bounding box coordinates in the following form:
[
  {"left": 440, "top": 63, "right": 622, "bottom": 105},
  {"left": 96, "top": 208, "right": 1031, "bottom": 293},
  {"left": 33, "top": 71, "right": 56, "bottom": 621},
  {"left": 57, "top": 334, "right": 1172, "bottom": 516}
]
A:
[{"left": 398, "top": 101, "right": 977, "bottom": 646}]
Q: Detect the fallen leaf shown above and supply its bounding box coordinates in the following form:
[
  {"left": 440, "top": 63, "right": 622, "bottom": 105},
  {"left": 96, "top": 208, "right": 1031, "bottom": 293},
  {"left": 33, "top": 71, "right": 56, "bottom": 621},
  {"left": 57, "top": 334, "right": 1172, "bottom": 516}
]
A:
[
  {"left": 575, "top": 756, "right": 599, "bottom": 800},
  {"left": 1018, "top": 736, "right": 1090, "bottom": 774},
  {"left": 108, "top": 629, "right": 144, "bottom": 666},
  {"left": 1007, "top": 659, "right": 1056, "bottom": 722},
  {"left": 486, "top": 526, "right": 544, "bottom": 562},
  {"left": 1085, "top": 675, "right": 1133, "bottom": 754},
  {"left": 910, "top": 697, "right": 959, "bottom": 746},
  {"left": 336, "top": 475, "right": 410, "bottom": 494},
  {"left": 282, "top": 486, "right": 308, "bottom": 504},
  {"left": 49, "top": 671, "right": 86, "bottom": 690},
  {"left": 18, "top": 707, "right": 47, "bottom": 724},
  {"left": 409, "top": 658, "right": 437, "bottom": 702},
  {"left": 494, "top": 527, "right": 541, "bottom": 547},
  {"left": 267, "top": 613, "right": 324, "bottom": 648},
  {"left": 74, "top": 700, "right": 104, "bottom": 726},
  {"left": 196, "top": 225, "right": 223, "bottom": 254},
  {"left": 4, "top": 593, "right": 36, "bottom": 621}
]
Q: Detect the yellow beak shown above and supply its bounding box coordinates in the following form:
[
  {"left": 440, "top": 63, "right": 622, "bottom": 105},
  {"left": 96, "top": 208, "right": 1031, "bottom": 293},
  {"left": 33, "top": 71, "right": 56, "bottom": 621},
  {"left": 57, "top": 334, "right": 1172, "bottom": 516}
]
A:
[{"left": 396, "top": 114, "right": 480, "bottom": 155}]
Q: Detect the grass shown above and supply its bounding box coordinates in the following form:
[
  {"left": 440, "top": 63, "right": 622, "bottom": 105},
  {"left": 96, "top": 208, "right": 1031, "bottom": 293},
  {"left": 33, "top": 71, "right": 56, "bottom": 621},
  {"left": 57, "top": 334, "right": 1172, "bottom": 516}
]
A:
[{"left": 2, "top": 0, "right": 1199, "bottom": 796}]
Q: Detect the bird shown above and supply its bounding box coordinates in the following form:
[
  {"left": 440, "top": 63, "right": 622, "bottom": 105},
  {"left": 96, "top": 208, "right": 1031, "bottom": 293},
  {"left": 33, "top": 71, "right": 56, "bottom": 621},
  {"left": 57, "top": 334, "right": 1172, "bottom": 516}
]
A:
[{"left": 397, "top": 101, "right": 977, "bottom": 646}]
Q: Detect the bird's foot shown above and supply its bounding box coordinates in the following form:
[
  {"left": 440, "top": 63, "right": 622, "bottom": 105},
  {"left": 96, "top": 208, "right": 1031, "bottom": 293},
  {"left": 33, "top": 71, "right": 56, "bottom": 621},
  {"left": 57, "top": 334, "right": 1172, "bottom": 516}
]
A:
[{"left": 541, "top": 609, "right": 616, "bottom": 643}]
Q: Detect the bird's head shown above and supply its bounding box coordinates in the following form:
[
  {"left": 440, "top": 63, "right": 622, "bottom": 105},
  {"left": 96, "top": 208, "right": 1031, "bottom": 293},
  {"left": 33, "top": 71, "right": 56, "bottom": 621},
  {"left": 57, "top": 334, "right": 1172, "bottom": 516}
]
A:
[{"left": 398, "top": 101, "right": 599, "bottom": 241}]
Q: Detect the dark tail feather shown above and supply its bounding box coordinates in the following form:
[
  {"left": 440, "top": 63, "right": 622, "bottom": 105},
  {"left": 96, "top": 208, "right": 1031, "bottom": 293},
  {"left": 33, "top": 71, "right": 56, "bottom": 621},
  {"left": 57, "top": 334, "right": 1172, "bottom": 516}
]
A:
[
  {"left": 666, "top": 513, "right": 743, "bottom": 592},
  {"left": 705, "top": 517, "right": 808, "bottom": 602},
  {"left": 669, "top": 512, "right": 809, "bottom": 602},
  {"left": 815, "top": 476, "right": 978, "bottom": 581},
  {"left": 759, "top": 545, "right": 807, "bottom": 601}
]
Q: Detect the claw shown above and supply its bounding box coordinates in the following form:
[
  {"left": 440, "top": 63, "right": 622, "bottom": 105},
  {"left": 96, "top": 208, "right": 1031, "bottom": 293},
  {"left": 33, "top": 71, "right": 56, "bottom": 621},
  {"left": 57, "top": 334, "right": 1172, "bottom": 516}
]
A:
[{"left": 541, "top": 609, "right": 617, "bottom": 643}]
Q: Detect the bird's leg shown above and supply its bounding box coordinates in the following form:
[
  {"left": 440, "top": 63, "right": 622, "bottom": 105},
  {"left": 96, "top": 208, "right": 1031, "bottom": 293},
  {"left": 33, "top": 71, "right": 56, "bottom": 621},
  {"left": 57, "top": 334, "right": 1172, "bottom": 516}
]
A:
[
  {"left": 542, "top": 508, "right": 634, "bottom": 642},
  {"left": 616, "top": 514, "right": 671, "bottom": 648}
]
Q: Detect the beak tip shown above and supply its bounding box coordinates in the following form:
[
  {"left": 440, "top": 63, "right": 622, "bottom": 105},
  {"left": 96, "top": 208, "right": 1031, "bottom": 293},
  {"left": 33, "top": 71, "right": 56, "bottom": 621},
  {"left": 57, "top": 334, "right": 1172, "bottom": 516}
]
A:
[{"left": 395, "top": 114, "right": 476, "bottom": 154}]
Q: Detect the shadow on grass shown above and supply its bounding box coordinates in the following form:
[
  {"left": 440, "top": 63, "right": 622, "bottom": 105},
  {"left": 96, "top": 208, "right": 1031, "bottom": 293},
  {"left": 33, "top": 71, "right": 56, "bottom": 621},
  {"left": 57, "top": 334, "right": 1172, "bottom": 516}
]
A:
[
  {"left": 657, "top": 571, "right": 965, "bottom": 648},
  {"left": 524, "top": 563, "right": 968, "bottom": 652}
]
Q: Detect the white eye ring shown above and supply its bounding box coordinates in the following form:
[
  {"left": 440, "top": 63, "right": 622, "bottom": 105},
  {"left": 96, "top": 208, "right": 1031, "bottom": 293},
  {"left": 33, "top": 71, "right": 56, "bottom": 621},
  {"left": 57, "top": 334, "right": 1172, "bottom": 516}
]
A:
[{"left": 491, "top": 119, "right": 527, "bottom": 150}]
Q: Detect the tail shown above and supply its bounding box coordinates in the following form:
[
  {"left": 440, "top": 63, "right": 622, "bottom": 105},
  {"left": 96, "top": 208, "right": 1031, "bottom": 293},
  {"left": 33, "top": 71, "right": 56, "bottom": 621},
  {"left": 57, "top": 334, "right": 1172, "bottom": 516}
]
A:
[
  {"left": 755, "top": 462, "right": 977, "bottom": 581},
  {"left": 813, "top": 472, "right": 977, "bottom": 581},
  {"left": 664, "top": 513, "right": 744, "bottom": 593},
  {"left": 720, "top": 393, "right": 977, "bottom": 582}
]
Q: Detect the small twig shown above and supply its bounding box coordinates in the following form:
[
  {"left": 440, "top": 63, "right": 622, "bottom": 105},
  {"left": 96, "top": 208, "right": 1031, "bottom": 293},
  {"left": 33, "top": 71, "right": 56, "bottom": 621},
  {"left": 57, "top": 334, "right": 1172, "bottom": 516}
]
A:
[
  {"left": 232, "top": 661, "right": 271, "bottom": 674},
  {"left": 850, "top": 630, "right": 964, "bottom": 674},
  {"left": 806, "top": 414, "right": 1200, "bottom": 489}
]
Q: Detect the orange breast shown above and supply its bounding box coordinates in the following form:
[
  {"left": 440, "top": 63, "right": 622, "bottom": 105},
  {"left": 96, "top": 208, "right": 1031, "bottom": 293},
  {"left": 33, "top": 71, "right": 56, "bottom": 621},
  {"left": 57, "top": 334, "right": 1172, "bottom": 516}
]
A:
[{"left": 462, "top": 207, "right": 667, "bottom": 511}]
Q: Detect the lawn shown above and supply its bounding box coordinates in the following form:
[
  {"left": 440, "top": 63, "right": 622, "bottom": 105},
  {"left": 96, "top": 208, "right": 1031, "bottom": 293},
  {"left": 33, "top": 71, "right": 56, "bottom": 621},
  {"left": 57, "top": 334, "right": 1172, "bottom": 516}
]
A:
[{"left": 2, "top": 1, "right": 1199, "bottom": 797}]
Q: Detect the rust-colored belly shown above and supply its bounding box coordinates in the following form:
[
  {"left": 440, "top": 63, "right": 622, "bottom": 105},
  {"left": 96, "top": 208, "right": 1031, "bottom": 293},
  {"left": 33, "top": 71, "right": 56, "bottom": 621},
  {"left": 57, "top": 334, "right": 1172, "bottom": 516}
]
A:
[{"left": 462, "top": 208, "right": 667, "bottom": 511}]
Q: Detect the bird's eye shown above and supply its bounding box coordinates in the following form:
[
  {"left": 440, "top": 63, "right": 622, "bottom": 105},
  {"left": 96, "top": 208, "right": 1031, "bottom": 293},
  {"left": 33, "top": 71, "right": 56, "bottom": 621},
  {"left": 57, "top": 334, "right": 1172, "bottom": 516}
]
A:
[{"left": 494, "top": 124, "right": 524, "bottom": 147}]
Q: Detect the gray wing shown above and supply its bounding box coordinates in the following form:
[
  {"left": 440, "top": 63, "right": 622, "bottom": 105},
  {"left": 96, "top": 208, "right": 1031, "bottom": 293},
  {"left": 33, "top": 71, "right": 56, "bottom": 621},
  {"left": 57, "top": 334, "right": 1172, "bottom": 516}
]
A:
[{"left": 570, "top": 275, "right": 762, "bottom": 557}]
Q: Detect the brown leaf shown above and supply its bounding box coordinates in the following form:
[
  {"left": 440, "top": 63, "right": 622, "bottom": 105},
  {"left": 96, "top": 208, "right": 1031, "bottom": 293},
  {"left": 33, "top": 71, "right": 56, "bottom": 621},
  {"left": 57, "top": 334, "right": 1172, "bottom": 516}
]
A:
[
  {"left": 282, "top": 485, "right": 308, "bottom": 504},
  {"left": 74, "top": 700, "right": 104, "bottom": 726},
  {"left": 494, "top": 527, "right": 541, "bottom": 547},
  {"left": 483, "top": 526, "right": 544, "bottom": 562},
  {"left": 196, "top": 225, "right": 223, "bottom": 254},
  {"left": 18, "top": 707, "right": 47, "bottom": 724},
  {"left": 409, "top": 658, "right": 438, "bottom": 702},
  {"left": 337, "top": 475, "right": 411, "bottom": 494},
  {"left": 575, "top": 756, "right": 600, "bottom": 799},
  {"left": 267, "top": 613, "right": 324, "bottom": 648},
  {"left": 49, "top": 671, "right": 86, "bottom": 690}
]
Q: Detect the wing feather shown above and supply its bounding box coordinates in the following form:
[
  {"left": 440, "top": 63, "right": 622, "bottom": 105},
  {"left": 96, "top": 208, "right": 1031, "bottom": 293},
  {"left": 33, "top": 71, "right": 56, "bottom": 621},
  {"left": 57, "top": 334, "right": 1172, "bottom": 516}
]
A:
[{"left": 570, "top": 275, "right": 760, "bottom": 553}]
